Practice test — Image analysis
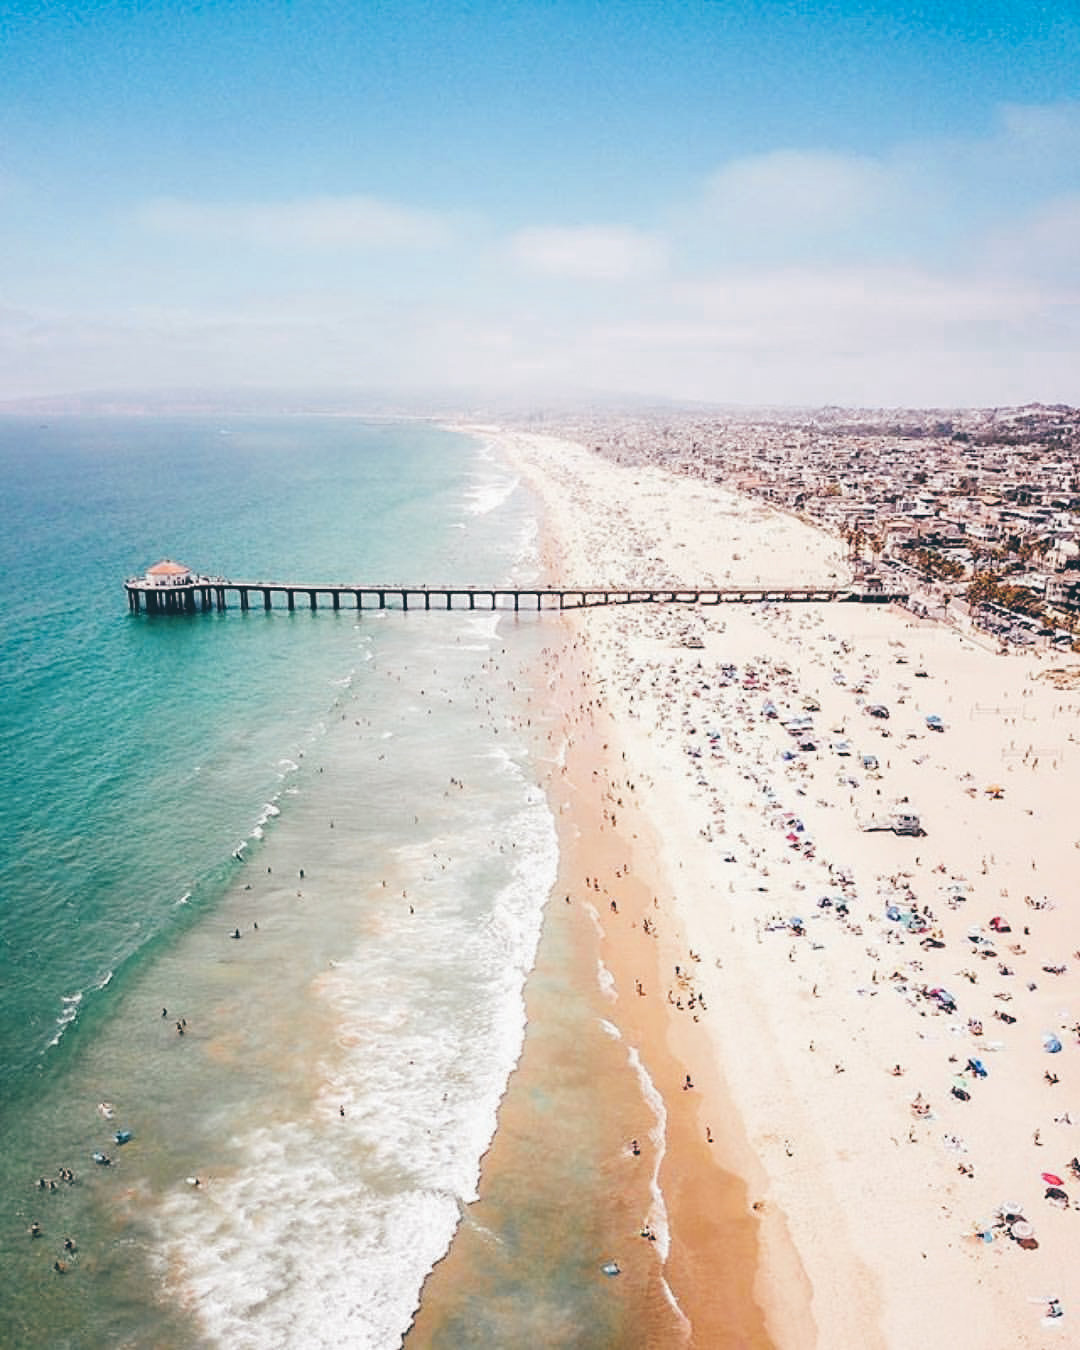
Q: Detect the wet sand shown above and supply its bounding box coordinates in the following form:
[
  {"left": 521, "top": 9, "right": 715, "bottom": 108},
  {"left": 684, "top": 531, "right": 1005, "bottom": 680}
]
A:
[
  {"left": 408, "top": 627, "right": 768, "bottom": 1346},
  {"left": 410, "top": 454, "right": 782, "bottom": 1346}
]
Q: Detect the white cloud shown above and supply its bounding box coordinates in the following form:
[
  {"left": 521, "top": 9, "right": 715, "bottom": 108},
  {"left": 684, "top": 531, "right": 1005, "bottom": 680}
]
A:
[
  {"left": 7, "top": 101, "right": 1080, "bottom": 407},
  {"left": 981, "top": 193, "right": 1080, "bottom": 281},
  {"left": 705, "top": 149, "right": 895, "bottom": 234},
  {"left": 136, "top": 194, "right": 454, "bottom": 250},
  {"left": 510, "top": 225, "right": 667, "bottom": 281}
]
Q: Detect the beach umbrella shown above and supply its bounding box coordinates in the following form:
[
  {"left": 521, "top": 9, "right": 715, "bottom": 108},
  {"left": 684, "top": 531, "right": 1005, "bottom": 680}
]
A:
[
  {"left": 1041, "top": 1173, "right": 1064, "bottom": 1187},
  {"left": 1009, "top": 1220, "right": 1034, "bottom": 1240},
  {"left": 1043, "top": 1034, "right": 1063, "bottom": 1054}
]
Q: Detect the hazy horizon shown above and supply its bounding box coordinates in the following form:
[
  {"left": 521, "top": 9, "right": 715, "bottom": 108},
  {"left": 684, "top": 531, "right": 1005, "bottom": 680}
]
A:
[{"left": 4, "top": 2, "right": 1079, "bottom": 408}]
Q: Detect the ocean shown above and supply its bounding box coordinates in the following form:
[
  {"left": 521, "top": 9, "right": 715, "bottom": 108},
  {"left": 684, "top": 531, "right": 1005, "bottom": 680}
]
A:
[{"left": 0, "top": 415, "right": 631, "bottom": 1348}]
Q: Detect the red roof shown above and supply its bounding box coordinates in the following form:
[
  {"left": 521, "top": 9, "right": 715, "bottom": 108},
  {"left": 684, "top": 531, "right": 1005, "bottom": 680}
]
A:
[{"left": 147, "top": 559, "right": 190, "bottom": 576}]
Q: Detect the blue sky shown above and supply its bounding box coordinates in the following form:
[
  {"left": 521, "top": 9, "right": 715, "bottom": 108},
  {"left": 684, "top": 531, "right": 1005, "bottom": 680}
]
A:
[{"left": 2, "top": 0, "right": 1079, "bottom": 406}]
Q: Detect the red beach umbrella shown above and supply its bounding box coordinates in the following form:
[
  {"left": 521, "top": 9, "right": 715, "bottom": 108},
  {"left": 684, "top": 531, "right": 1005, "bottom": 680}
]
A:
[{"left": 1041, "top": 1172, "right": 1064, "bottom": 1186}]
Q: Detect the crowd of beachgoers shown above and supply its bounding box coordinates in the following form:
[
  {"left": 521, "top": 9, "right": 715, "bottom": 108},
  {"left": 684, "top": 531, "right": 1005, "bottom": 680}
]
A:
[{"left": 489, "top": 426, "right": 1080, "bottom": 1348}]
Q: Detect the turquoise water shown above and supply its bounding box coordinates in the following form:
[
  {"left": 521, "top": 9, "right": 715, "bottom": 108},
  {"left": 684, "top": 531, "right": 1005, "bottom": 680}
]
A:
[{"left": 0, "top": 417, "right": 571, "bottom": 1346}]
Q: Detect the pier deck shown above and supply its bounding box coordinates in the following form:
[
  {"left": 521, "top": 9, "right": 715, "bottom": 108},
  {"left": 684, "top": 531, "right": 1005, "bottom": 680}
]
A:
[{"left": 125, "top": 577, "right": 907, "bottom": 614}]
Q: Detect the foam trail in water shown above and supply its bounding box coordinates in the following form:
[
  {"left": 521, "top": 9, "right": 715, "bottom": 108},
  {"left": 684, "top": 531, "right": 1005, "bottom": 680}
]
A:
[
  {"left": 48, "top": 992, "right": 83, "bottom": 1047},
  {"left": 626, "top": 1046, "right": 671, "bottom": 1260},
  {"left": 597, "top": 958, "right": 617, "bottom": 1002},
  {"left": 154, "top": 749, "right": 559, "bottom": 1348}
]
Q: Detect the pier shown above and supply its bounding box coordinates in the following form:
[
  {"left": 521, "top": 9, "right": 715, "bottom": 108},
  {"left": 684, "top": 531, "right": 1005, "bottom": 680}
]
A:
[{"left": 125, "top": 565, "right": 907, "bottom": 615}]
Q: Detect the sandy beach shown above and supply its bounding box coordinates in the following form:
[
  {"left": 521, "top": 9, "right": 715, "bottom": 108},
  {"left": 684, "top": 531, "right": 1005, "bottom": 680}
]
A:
[{"left": 476, "top": 427, "right": 1080, "bottom": 1348}]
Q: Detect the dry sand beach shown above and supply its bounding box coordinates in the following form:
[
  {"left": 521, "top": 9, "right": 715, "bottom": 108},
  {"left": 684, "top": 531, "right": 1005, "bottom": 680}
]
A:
[{"left": 471, "top": 428, "right": 1080, "bottom": 1348}]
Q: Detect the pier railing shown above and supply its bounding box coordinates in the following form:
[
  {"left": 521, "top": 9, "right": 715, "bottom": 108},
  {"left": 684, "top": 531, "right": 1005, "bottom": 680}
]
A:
[{"left": 125, "top": 577, "right": 907, "bottom": 614}]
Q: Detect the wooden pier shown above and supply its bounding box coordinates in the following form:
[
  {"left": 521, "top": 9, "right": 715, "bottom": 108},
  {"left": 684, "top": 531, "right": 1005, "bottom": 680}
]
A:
[{"left": 125, "top": 575, "right": 907, "bottom": 615}]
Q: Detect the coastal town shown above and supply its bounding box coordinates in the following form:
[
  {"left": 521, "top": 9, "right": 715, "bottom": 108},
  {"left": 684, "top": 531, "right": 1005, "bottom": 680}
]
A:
[{"left": 518, "top": 403, "right": 1080, "bottom": 650}]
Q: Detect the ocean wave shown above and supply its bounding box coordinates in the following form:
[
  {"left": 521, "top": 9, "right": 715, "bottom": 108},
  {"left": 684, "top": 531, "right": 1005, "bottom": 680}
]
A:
[
  {"left": 627, "top": 1046, "right": 672, "bottom": 1263},
  {"left": 463, "top": 474, "right": 519, "bottom": 517},
  {"left": 151, "top": 739, "right": 560, "bottom": 1350},
  {"left": 154, "top": 1124, "right": 461, "bottom": 1350},
  {"left": 47, "top": 991, "right": 83, "bottom": 1047}
]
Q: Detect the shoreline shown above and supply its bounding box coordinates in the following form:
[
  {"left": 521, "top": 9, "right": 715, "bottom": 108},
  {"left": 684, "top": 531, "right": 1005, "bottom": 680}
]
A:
[
  {"left": 409, "top": 428, "right": 785, "bottom": 1347},
  {"left": 473, "top": 426, "right": 1080, "bottom": 1348}
]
